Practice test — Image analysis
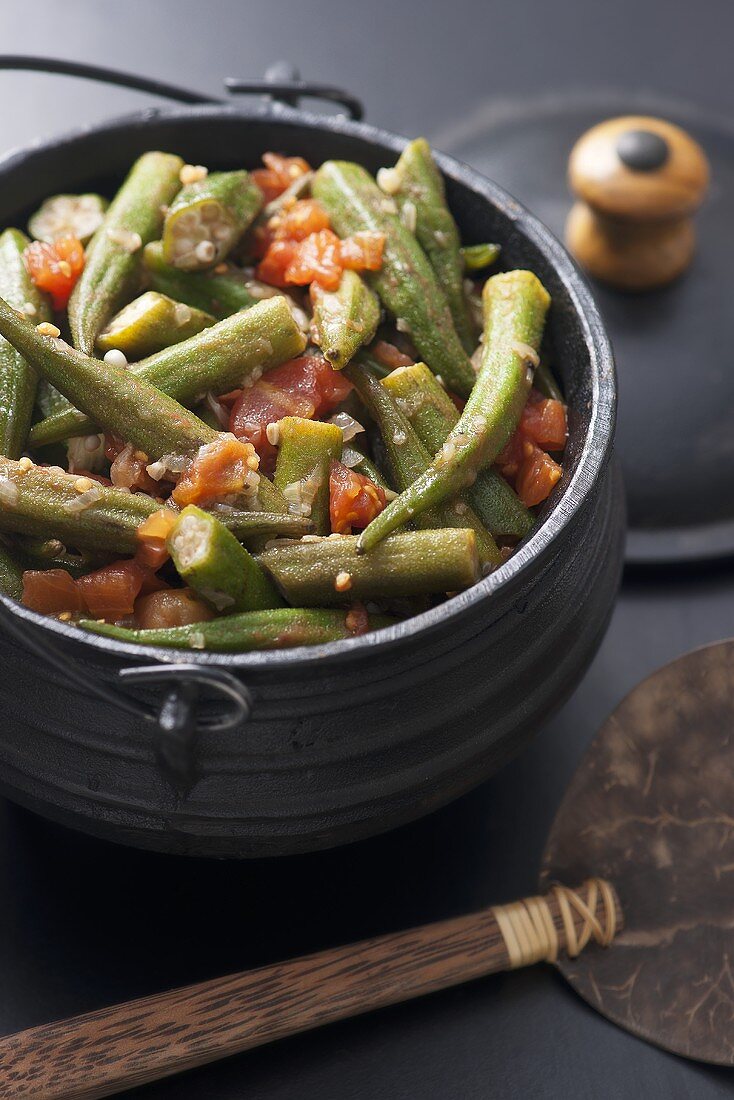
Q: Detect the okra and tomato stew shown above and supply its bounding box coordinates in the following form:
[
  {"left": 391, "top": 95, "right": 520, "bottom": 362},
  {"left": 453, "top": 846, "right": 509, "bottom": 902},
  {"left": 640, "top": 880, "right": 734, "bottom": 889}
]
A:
[{"left": 0, "top": 142, "right": 567, "bottom": 654}]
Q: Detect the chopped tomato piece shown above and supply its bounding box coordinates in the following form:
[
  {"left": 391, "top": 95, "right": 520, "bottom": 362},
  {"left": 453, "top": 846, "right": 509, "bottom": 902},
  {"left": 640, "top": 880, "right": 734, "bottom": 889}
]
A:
[
  {"left": 283, "top": 228, "right": 344, "bottom": 290},
  {"left": 24, "top": 236, "right": 85, "bottom": 310},
  {"left": 516, "top": 443, "right": 562, "bottom": 507},
  {"left": 275, "top": 198, "right": 331, "bottom": 241},
  {"left": 230, "top": 356, "right": 352, "bottom": 473},
  {"left": 172, "top": 436, "right": 259, "bottom": 507},
  {"left": 329, "top": 460, "right": 387, "bottom": 535},
  {"left": 519, "top": 390, "right": 568, "bottom": 451},
  {"left": 256, "top": 227, "right": 386, "bottom": 291},
  {"left": 371, "top": 340, "right": 414, "bottom": 371},
  {"left": 251, "top": 153, "right": 312, "bottom": 204},
  {"left": 495, "top": 429, "right": 526, "bottom": 480},
  {"left": 136, "top": 508, "right": 178, "bottom": 569},
  {"left": 21, "top": 569, "right": 86, "bottom": 614},
  {"left": 76, "top": 559, "right": 149, "bottom": 620},
  {"left": 254, "top": 238, "right": 297, "bottom": 287},
  {"left": 135, "top": 588, "right": 213, "bottom": 630},
  {"left": 339, "top": 231, "right": 385, "bottom": 272}
]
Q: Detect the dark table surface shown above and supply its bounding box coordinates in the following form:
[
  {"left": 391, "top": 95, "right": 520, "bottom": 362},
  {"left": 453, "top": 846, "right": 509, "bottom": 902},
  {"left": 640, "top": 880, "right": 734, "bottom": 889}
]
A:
[{"left": 1, "top": 2, "right": 733, "bottom": 1097}]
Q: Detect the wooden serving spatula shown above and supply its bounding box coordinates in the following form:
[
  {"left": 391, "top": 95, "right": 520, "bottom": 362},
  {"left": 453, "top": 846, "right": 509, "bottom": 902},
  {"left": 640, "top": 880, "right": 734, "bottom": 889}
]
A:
[{"left": 1, "top": 639, "right": 732, "bottom": 1098}]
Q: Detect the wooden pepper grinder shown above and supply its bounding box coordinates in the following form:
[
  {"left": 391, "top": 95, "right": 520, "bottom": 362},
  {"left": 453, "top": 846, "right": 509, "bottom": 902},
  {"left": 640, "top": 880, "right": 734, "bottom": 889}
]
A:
[{"left": 565, "top": 115, "right": 709, "bottom": 290}]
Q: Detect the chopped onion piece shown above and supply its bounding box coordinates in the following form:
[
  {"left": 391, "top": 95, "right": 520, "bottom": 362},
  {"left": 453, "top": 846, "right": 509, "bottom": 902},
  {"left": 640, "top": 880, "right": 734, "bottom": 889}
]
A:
[
  {"left": 0, "top": 477, "right": 19, "bottom": 506},
  {"left": 329, "top": 411, "right": 365, "bottom": 442},
  {"left": 63, "top": 485, "right": 102, "bottom": 513},
  {"left": 204, "top": 391, "right": 230, "bottom": 429}
]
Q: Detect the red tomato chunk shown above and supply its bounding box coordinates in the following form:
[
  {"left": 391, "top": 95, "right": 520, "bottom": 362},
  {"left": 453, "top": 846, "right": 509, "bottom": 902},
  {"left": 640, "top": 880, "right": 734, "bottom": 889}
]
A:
[
  {"left": 329, "top": 460, "right": 387, "bottom": 535},
  {"left": 24, "top": 236, "right": 85, "bottom": 310},
  {"left": 173, "top": 436, "right": 259, "bottom": 507},
  {"left": 230, "top": 356, "right": 352, "bottom": 474},
  {"left": 22, "top": 569, "right": 86, "bottom": 614},
  {"left": 251, "top": 153, "right": 312, "bottom": 205}
]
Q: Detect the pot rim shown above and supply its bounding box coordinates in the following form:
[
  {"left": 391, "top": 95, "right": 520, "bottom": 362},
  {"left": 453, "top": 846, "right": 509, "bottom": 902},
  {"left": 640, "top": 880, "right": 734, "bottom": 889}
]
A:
[{"left": 0, "top": 100, "right": 616, "bottom": 670}]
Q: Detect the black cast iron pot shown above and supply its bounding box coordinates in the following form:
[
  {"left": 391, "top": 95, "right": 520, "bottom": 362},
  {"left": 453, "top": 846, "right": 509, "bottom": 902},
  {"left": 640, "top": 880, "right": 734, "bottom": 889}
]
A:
[{"left": 0, "top": 60, "right": 623, "bottom": 857}]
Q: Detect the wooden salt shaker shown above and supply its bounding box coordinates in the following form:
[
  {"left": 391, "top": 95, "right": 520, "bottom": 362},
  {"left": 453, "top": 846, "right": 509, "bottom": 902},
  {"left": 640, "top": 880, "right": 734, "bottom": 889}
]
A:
[{"left": 565, "top": 115, "right": 709, "bottom": 290}]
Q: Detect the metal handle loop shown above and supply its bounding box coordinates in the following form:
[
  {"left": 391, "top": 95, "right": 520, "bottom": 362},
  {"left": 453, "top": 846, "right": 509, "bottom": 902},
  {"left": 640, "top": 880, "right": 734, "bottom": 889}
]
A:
[
  {"left": 0, "top": 597, "right": 252, "bottom": 737},
  {"left": 225, "top": 59, "right": 363, "bottom": 120},
  {"left": 0, "top": 55, "right": 225, "bottom": 104},
  {"left": 0, "top": 55, "right": 363, "bottom": 120},
  {"left": 120, "top": 665, "right": 252, "bottom": 733}
]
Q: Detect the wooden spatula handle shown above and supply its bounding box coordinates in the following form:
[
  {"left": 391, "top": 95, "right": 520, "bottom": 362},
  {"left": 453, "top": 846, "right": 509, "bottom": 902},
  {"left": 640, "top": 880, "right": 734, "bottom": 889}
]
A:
[{"left": 0, "top": 879, "right": 620, "bottom": 1100}]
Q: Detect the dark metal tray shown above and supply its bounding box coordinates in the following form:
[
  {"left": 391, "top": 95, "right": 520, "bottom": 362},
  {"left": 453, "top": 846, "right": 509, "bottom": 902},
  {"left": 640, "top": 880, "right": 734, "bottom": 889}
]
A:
[{"left": 440, "top": 91, "right": 734, "bottom": 564}]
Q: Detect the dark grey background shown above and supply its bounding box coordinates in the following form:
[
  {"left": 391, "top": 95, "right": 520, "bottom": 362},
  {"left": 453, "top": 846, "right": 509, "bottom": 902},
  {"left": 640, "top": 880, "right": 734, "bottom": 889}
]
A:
[{"left": 0, "top": 1, "right": 732, "bottom": 1097}]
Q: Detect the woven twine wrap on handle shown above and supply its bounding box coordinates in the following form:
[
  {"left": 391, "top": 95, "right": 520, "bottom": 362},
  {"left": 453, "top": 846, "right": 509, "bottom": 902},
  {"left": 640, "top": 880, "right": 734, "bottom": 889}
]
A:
[{"left": 492, "top": 878, "right": 618, "bottom": 968}]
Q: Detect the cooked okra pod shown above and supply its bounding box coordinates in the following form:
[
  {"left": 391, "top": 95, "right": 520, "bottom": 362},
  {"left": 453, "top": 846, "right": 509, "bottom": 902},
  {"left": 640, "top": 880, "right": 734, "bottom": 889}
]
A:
[
  {"left": 0, "top": 295, "right": 216, "bottom": 459},
  {"left": 0, "top": 458, "right": 160, "bottom": 551},
  {"left": 81, "top": 606, "right": 395, "bottom": 652},
  {"left": 382, "top": 363, "right": 534, "bottom": 541},
  {"left": 461, "top": 243, "right": 501, "bottom": 272},
  {"left": 96, "top": 291, "right": 214, "bottom": 358},
  {"left": 162, "top": 171, "right": 262, "bottom": 270},
  {"left": 0, "top": 540, "right": 24, "bottom": 599},
  {"left": 259, "top": 528, "right": 480, "bottom": 606},
  {"left": 28, "top": 193, "right": 108, "bottom": 245},
  {"left": 344, "top": 361, "right": 501, "bottom": 569},
  {"left": 69, "top": 151, "right": 184, "bottom": 354},
  {"left": 0, "top": 457, "right": 309, "bottom": 552},
  {"left": 0, "top": 229, "right": 51, "bottom": 457},
  {"left": 390, "top": 138, "right": 475, "bottom": 351},
  {"left": 311, "top": 270, "right": 380, "bottom": 369},
  {"left": 30, "top": 295, "right": 306, "bottom": 447},
  {"left": 358, "top": 270, "right": 550, "bottom": 550},
  {"left": 274, "top": 417, "right": 343, "bottom": 535},
  {"left": 168, "top": 505, "right": 283, "bottom": 612},
  {"left": 143, "top": 241, "right": 258, "bottom": 318},
  {"left": 11, "top": 535, "right": 109, "bottom": 577},
  {"left": 312, "top": 161, "right": 476, "bottom": 397}
]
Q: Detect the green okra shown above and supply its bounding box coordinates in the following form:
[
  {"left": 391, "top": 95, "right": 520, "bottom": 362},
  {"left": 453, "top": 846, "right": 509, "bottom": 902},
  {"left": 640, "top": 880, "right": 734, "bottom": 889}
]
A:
[
  {"left": 258, "top": 528, "right": 480, "bottom": 606},
  {"left": 96, "top": 291, "right": 214, "bottom": 359},
  {"left": 0, "top": 296, "right": 215, "bottom": 459},
  {"left": 358, "top": 270, "right": 550, "bottom": 551},
  {"left": 0, "top": 229, "right": 51, "bottom": 458},
  {"left": 461, "top": 243, "right": 501, "bottom": 272},
  {"left": 382, "top": 362, "right": 534, "bottom": 541},
  {"left": 0, "top": 540, "right": 24, "bottom": 599},
  {"left": 274, "top": 417, "right": 343, "bottom": 535},
  {"left": 312, "top": 161, "right": 476, "bottom": 397},
  {"left": 29, "top": 295, "right": 306, "bottom": 447},
  {"left": 80, "top": 606, "right": 395, "bottom": 652},
  {"left": 28, "top": 193, "right": 108, "bottom": 245},
  {"left": 391, "top": 138, "right": 475, "bottom": 351},
  {"left": 311, "top": 270, "right": 380, "bottom": 369},
  {"left": 143, "top": 241, "right": 258, "bottom": 318},
  {"left": 535, "top": 360, "right": 563, "bottom": 402},
  {"left": 344, "top": 361, "right": 501, "bottom": 569},
  {"left": 353, "top": 348, "right": 393, "bottom": 379},
  {"left": 0, "top": 458, "right": 161, "bottom": 551},
  {"left": 0, "top": 457, "right": 310, "bottom": 552},
  {"left": 11, "top": 535, "right": 110, "bottom": 578},
  {"left": 69, "top": 151, "right": 184, "bottom": 355},
  {"left": 168, "top": 505, "right": 282, "bottom": 613},
  {"left": 163, "top": 171, "right": 262, "bottom": 270}
]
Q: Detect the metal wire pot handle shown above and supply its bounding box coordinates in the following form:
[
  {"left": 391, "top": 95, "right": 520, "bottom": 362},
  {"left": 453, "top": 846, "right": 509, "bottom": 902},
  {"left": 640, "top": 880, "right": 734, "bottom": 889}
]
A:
[
  {"left": 0, "top": 55, "right": 364, "bottom": 118},
  {"left": 0, "top": 55, "right": 361, "bottom": 770}
]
